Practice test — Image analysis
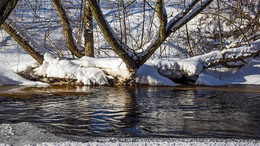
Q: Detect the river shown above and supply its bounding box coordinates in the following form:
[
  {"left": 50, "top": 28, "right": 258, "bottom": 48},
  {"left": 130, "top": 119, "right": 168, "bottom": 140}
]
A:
[{"left": 0, "top": 85, "right": 259, "bottom": 144}]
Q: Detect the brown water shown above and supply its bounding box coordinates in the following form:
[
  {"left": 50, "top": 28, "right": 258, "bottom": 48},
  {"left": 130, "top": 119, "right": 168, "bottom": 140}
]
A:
[{"left": 0, "top": 85, "right": 259, "bottom": 141}]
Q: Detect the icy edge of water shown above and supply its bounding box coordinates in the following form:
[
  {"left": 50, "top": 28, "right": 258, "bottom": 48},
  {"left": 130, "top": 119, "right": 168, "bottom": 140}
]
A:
[
  {"left": 1, "top": 138, "right": 259, "bottom": 146},
  {"left": 0, "top": 121, "right": 259, "bottom": 146}
]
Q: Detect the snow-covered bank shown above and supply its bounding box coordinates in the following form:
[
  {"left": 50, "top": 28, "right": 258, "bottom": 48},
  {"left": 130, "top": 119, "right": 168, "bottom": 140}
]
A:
[
  {"left": 0, "top": 64, "right": 47, "bottom": 86},
  {"left": 0, "top": 52, "right": 47, "bottom": 86},
  {"left": 0, "top": 53, "right": 260, "bottom": 86},
  {"left": 35, "top": 54, "right": 178, "bottom": 86},
  {"left": 0, "top": 40, "right": 259, "bottom": 86},
  {"left": 0, "top": 122, "right": 259, "bottom": 146},
  {"left": 196, "top": 58, "right": 260, "bottom": 86},
  {"left": 34, "top": 54, "right": 109, "bottom": 85}
]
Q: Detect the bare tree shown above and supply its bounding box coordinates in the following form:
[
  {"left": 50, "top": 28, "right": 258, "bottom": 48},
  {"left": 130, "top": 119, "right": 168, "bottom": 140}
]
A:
[
  {"left": 87, "top": 0, "right": 214, "bottom": 72},
  {"left": 184, "top": 0, "right": 194, "bottom": 57}
]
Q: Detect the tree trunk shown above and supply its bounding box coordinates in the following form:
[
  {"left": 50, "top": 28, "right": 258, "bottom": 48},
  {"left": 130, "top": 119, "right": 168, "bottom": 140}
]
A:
[
  {"left": 51, "top": 0, "right": 84, "bottom": 58},
  {"left": 87, "top": 0, "right": 213, "bottom": 72},
  {"left": 83, "top": 1, "right": 94, "bottom": 57},
  {"left": 184, "top": 0, "right": 194, "bottom": 57},
  {"left": 217, "top": 0, "right": 224, "bottom": 51},
  {"left": 2, "top": 22, "right": 44, "bottom": 64},
  {"left": 0, "top": 0, "right": 19, "bottom": 26},
  {"left": 120, "top": 0, "right": 127, "bottom": 44},
  {"left": 87, "top": 0, "right": 138, "bottom": 72},
  {"left": 138, "top": 0, "right": 214, "bottom": 67}
]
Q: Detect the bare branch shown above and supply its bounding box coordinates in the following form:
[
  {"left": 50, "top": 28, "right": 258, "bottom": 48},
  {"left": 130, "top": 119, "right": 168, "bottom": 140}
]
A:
[
  {"left": 166, "top": 0, "right": 214, "bottom": 36},
  {"left": 87, "top": 0, "right": 138, "bottom": 72},
  {"left": 139, "top": 0, "right": 214, "bottom": 68},
  {"left": 51, "top": 0, "right": 84, "bottom": 58},
  {"left": 2, "top": 21, "right": 44, "bottom": 64},
  {"left": 207, "top": 50, "right": 260, "bottom": 69}
]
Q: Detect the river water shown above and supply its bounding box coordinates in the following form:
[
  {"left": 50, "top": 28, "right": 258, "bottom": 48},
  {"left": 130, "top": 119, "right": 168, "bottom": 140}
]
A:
[{"left": 0, "top": 85, "right": 259, "bottom": 143}]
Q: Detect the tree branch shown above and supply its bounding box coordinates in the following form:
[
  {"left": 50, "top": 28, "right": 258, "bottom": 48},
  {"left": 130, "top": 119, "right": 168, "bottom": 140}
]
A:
[
  {"left": 2, "top": 21, "right": 44, "bottom": 64},
  {"left": 166, "top": 0, "right": 214, "bottom": 36},
  {"left": 156, "top": 0, "right": 167, "bottom": 41},
  {"left": 138, "top": 0, "right": 213, "bottom": 68},
  {"left": 51, "top": 0, "right": 84, "bottom": 58},
  {"left": 87, "top": 0, "right": 138, "bottom": 72},
  {"left": 206, "top": 50, "right": 260, "bottom": 69},
  {"left": 0, "top": 0, "right": 19, "bottom": 26}
]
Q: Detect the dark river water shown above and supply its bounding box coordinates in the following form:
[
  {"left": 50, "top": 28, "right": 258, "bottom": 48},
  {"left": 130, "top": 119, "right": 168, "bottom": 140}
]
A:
[{"left": 0, "top": 85, "right": 259, "bottom": 141}]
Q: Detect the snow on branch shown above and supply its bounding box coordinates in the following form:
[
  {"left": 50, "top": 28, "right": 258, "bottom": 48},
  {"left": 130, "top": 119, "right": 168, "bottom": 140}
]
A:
[
  {"left": 153, "top": 40, "right": 260, "bottom": 77},
  {"left": 166, "top": 0, "right": 200, "bottom": 32},
  {"left": 138, "top": 0, "right": 214, "bottom": 69},
  {"left": 207, "top": 41, "right": 260, "bottom": 69},
  {"left": 2, "top": 20, "right": 44, "bottom": 64},
  {"left": 166, "top": 0, "right": 214, "bottom": 36}
]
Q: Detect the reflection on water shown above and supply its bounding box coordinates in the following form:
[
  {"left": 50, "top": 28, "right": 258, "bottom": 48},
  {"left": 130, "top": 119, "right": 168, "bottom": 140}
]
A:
[{"left": 0, "top": 86, "right": 259, "bottom": 140}]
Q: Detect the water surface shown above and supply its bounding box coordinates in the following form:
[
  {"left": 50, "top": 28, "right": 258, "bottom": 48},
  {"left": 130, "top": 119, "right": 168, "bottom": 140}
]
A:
[{"left": 0, "top": 85, "right": 259, "bottom": 141}]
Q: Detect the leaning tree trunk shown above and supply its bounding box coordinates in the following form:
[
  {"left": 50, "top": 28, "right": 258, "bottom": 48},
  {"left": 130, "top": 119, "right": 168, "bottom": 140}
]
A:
[
  {"left": 51, "top": 0, "right": 84, "bottom": 58},
  {"left": 83, "top": 1, "right": 94, "bottom": 57},
  {"left": 0, "top": 0, "right": 19, "bottom": 26},
  {"left": 2, "top": 21, "right": 44, "bottom": 64}
]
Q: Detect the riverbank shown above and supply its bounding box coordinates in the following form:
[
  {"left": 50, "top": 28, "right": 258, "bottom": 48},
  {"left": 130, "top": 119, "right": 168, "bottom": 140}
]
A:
[{"left": 1, "top": 49, "right": 260, "bottom": 87}]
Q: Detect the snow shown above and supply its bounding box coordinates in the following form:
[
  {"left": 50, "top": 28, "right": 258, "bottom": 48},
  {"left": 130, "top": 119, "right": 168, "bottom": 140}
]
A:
[
  {"left": 15, "top": 140, "right": 260, "bottom": 146},
  {"left": 0, "top": 122, "right": 259, "bottom": 146},
  {"left": 135, "top": 64, "right": 177, "bottom": 86},
  {"left": 0, "top": 122, "right": 67, "bottom": 145},
  {"left": 0, "top": 63, "right": 47, "bottom": 86},
  {"left": 34, "top": 54, "right": 109, "bottom": 85},
  {"left": 0, "top": 46, "right": 260, "bottom": 86},
  {"left": 31, "top": 47, "right": 259, "bottom": 86},
  {"left": 196, "top": 58, "right": 260, "bottom": 86},
  {"left": 33, "top": 54, "right": 178, "bottom": 86},
  {"left": 76, "top": 56, "right": 131, "bottom": 80},
  {"left": 196, "top": 73, "right": 230, "bottom": 86}
]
